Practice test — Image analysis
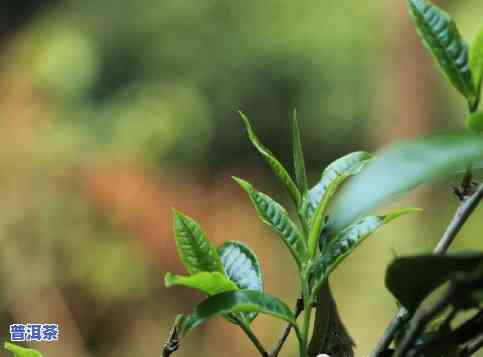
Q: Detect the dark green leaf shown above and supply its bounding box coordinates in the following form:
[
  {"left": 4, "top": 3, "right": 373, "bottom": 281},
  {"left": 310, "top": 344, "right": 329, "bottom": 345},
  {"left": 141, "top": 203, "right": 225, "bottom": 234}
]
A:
[
  {"left": 470, "top": 24, "right": 483, "bottom": 106},
  {"left": 239, "top": 111, "right": 301, "bottom": 207},
  {"left": 173, "top": 210, "right": 223, "bottom": 274},
  {"left": 328, "top": 133, "right": 483, "bottom": 233},
  {"left": 4, "top": 343, "right": 43, "bottom": 357},
  {"left": 291, "top": 109, "right": 308, "bottom": 194},
  {"left": 233, "top": 177, "right": 307, "bottom": 268},
  {"left": 307, "top": 152, "right": 371, "bottom": 256},
  {"left": 466, "top": 111, "right": 483, "bottom": 132},
  {"left": 180, "top": 290, "right": 296, "bottom": 336},
  {"left": 408, "top": 0, "right": 477, "bottom": 107},
  {"left": 386, "top": 252, "right": 483, "bottom": 311},
  {"left": 164, "top": 272, "right": 238, "bottom": 295},
  {"left": 312, "top": 209, "right": 419, "bottom": 292}
]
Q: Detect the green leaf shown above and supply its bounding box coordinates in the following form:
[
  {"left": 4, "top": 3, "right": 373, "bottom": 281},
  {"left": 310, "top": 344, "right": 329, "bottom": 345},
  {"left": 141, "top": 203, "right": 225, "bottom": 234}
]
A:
[
  {"left": 4, "top": 342, "right": 43, "bottom": 357},
  {"left": 328, "top": 133, "right": 483, "bottom": 233},
  {"left": 180, "top": 290, "right": 297, "bottom": 336},
  {"left": 233, "top": 177, "right": 307, "bottom": 268},
  {"left": 386, "top": 252, "right": 483, "bottom": 311},
  {"left": 308, "top": 152, "right": 371, "bottom": 220},
  {"left": 313, "top": 209, "right": 420, "bottom": 288},
  {"left": 173, "top": 210, "right": 223, "bottom": 274},
  {"left": 408, "top": 0, "right": 477, "bottom": 107},
  {"left": 466, "top": 111, "right": 483, "bottom": 133},
  {"left": 239, "top": 111, "right": 301, "bottom": 207},
  {"left": 218, "top": 241, "right": 263, "bottom": 323},
  {"left": 218, "top": 241, "right": 263, "bottom": 291},
  {"left": 470, "top": 24, "right": 483, "bottom": 107},
  {"left": 164, "top": 272, "right": 238, "bottom": 295},
  {"left": 291, "top": 109, "right": 308, "bottom": 194},
  {"left": 307, "top": 152, "right": 372, "bottom": 256}
]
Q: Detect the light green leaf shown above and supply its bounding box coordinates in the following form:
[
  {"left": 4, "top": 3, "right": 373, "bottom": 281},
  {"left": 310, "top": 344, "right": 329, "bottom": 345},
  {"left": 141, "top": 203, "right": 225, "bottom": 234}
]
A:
[
  {"left": 328, "top": 133, "right": 483, "bottom": 233},
  {"left": 233, "top": 177, "right": 307, "bottom": 268},
  {"left": 466, "top": 111, "right": 483, "bottom": 132},
  {"left": 386, "top": 252, "right": 483, "bottom": 311},
  {"left": 307, "top": 152, "right": 371, "bottom": 256},
  {"left": 312, "top": 209, "right": 420, "bottom": 295},
  {"left": 408, "top": 0, "right": 477, "bottom": 108},
  {"left": 164, "top": 272, "right": 238, "bottom": 295},
  {"left": 291, "top": 109, "right": 308, "bottom": 194},
  {"left": 180, "top": 290, "right": 297, "bottom": 336},
  {"left": 239, "top": 111, "right": 301, "bottom": 207},
  {"left": 4, "top": 342, "right": 43, "bottom": 357},
  {"left": 173, "top": 210, "right": 223, "bottom": 274},
  {"left": 470, "top": 24, "right": 483, "bottom": 107},
  {"left": 219, "top": 241, "right": 263, "bottom": 323}
]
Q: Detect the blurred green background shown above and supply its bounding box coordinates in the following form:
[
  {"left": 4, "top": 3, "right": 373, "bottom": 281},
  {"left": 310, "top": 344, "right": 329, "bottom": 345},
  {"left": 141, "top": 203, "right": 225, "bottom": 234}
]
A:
[{"left": 1, "top": 0, "right": 482, "bottom": 356}]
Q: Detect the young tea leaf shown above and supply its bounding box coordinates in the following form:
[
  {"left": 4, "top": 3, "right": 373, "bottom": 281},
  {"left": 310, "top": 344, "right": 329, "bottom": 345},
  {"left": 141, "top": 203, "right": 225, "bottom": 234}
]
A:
[
  {"left": 470, "top": 24, "right": 483, "bottom": 107},
  {"left": 291, "top": 109, "right": 309, "bottom": 194},
  {"left": 233, "top": 177, "right": 307, "bottom": 268},
  {"left": 180, "top": 290, "right": 297, "bottom": 336},
  {"left": 408, "top": 0, "right": 477, "bottom": 107},
  {"left": 308, "top": 151, "right": 372, "bottom": 218},
  {"left": 4, "top": 342, "right": 43, "bottom": 357},
  {"left": 307, "top": 152, "right": 372, "bottom": 256},
  {"left": 218, "top": 241, "right": 263, "bottom": 323},
  {"left": 173, "top": 210, "right": 223, "bottom": 274},
  {"left": 313, "top": 209, "right": 420, "bottom": 285},
  {"left": 466, "top": 111, "right": 483, "bottom": 132},
  {"left": 164, "top": 272, "right": 238, "bottom": 296},
  {"left": 239, "top": 111, "right": 301, "bottom": 207},
  {"left": 386, "top": 252, "right": 483, "bottom": 311},
  {"left": 328, "top": 133, "right": 483, "bottom": 233},
  {"left": 218, "top": 241, "right": 263, "bottom": 291}
]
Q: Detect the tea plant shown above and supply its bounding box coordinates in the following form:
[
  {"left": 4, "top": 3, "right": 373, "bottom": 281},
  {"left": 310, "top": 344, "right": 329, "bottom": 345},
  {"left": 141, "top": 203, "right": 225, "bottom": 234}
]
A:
[{"left": 4, "top": 1, "right": 483, "bottom": 357}]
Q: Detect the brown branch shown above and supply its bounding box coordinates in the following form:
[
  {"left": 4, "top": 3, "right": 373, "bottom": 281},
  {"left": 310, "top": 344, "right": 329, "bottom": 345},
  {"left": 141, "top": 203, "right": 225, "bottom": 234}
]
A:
[
  {"left": 370, "top": 182, "right": 483, "bottom": 357},
  {"left": 270, "top": 295, "right": 304, "bottom": 357}
]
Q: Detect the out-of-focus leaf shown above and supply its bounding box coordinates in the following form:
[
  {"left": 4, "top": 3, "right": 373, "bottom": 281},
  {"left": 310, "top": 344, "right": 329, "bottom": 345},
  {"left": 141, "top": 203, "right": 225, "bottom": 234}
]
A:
[
  {"left": 219, "top": 241, "right": 263, "bottom": 323},
  {"left": 291, "top": 109, "right": 308, "bottom": 194},
  {"left": 408, "top": 0, "right": 477, "bottom": 108},
  {"left": 4, "top": 342, "right": 43, "bottom": 357},
  {"left": 164, "top": 272, "right": 238, "bottom": 295},
  {"left": 173, "top": 210, "right": 223, "bottom": 274},
  {"left": 470, "top": 24, "right": 483, "bottom": 105},
  {"left": 466, "top": 111, "right": 483, "bottom": 133},
  {"left": 233, "top": 177, "right": 307, "bottom": 268},
  {"left": 239, "top": 111, "right": 301, "bottom": 207},
  {"left": 307, "top": 152, "right": 371, "bottom": 255},
  {"left": 180, "top": 290, "right": 296, "bottom": 336},
  {"left": 385, "top": 253, "right": 483, "bottom": 311},
  {"left": 328, "top": 134, "right": 483, "bottom": 233},
  {"left": 312, "top": 209, "right": 419, "bottom": 293}
]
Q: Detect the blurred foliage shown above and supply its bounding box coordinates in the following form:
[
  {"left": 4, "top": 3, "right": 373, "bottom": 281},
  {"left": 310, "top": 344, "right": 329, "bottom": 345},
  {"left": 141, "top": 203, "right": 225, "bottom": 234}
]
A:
[{"left": 0, "top": 0, "right": 483, "bottom": 356}]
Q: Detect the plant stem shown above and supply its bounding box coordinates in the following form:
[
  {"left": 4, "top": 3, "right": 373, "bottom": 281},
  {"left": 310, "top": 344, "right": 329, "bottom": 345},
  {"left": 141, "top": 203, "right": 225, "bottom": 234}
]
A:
[
  {"left": 370, "top": 183, "right": 483, "bottom": 357},
  {"left": 270, "top": 295, "right": 304, "bottom": 356},
  {"left": 301, "top": 273, "right": 313, "bottom": 357},
  {"left": 238, "top": 320, "right": 269, "bottom": 357}
]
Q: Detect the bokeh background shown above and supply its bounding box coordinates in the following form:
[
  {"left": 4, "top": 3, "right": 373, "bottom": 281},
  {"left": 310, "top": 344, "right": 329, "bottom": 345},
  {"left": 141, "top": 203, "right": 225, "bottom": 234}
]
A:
[{"left": 1, "top": 0, "right": 483, "bottom": 356}]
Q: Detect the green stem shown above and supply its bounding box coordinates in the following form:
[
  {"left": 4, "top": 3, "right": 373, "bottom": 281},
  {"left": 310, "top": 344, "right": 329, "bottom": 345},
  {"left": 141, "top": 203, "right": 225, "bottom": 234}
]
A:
[
  {"left": 301, "top": 272, "right": 313, "bottom": 357},
  {"left": 238, "top": 319, "right": 268, "bottom": 356}
]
